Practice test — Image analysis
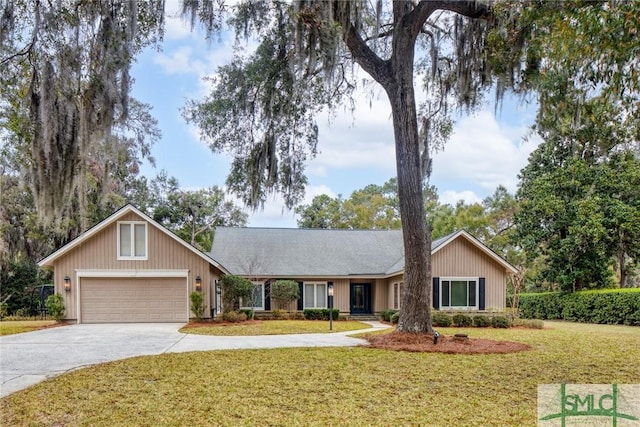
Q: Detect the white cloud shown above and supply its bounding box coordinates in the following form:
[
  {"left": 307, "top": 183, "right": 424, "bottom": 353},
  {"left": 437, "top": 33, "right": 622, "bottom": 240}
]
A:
[
  {"left": 153, "top": 46, "right": 206, "bottom": 75},
  {"left": 162, "top": 0, "right": 196, "bottom": 41},
  {"left": 245, "top": 184, "right": 337, "bottom": 228},
  {"left": 439, "top": 190, "right": 482, "bottom": 206},
  {"left": 309, "top": 94, "right": 396, "bottom": 176},
  {"left": 431, "top": 110, "right": 540, "bottom": 194}
]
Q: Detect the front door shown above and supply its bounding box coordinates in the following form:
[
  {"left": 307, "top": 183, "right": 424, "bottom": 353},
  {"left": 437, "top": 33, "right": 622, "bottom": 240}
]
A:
[{"left": 350, "top": 283, "right": 371, "bottom": 314}]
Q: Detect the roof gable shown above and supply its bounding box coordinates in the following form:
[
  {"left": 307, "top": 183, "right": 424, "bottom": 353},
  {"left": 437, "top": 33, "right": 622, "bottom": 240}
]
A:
[
  {"left": 431, "top": 230, "right": 518, "bottom": 274},
  {"left": 38, "top": 204, "right": 229, "bottom": 274}
]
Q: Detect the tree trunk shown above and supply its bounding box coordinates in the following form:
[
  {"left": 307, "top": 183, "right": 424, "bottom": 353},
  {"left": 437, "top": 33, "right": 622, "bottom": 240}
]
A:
[
  {"left": 384, "top": 34, "right": 433, "bottom": 334},
  {"left": 619, "top": 250, "right": 627, "bottom": 288}
]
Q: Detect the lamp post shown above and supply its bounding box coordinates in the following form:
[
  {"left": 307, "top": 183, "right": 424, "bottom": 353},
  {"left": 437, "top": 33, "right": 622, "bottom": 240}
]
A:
[{"left": 328, "top": 283, "right": 334, "bottom": 331}]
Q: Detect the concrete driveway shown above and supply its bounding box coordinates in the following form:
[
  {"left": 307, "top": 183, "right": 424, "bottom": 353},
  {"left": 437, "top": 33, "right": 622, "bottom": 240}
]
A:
[{"left": 0, "top": 321, "right": 388, "bottom": 398}]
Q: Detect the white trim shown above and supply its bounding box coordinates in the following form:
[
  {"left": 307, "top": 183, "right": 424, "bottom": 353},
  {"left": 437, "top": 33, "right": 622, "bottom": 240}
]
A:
[
  {"left": 75, "top": 269, "right": 189, "bottom": 278},
  {"left": 439, "top": 277, "right": 479, "bottom": 311},
  {"left": 75, "top": 269, "right": 189, "bottom": 324},
  {"left": 38, "top": 204, "right": 230, "bottom": 275},
  {"left": 116, "top": 221, "right": 149, "bottom": 261},
  {"left": 303, "top": 281, "right": 328, "bottom": 309}
]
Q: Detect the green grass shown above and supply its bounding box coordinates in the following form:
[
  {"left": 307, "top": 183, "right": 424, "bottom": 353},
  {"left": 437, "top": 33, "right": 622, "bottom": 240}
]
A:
[
  {"left": 1, "top": 322, "right": 639, "bottom": 426},
  {"left": 0, "top": 320, "right": 58, "bottom": 336},
  {"left": 180, "top": 320, "right": 371, "bottom": 335}
]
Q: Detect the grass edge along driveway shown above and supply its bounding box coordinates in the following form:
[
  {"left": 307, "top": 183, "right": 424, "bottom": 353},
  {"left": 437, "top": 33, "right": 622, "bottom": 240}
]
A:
[
  {"left": 180, "top": 319, "right": 372, "bottom": 336},
  {"left": 2, "top": 322, "right": 639, "bottom": 426},
  {"left": 0, "top": 320, "right": 58, "bottom": 336}
]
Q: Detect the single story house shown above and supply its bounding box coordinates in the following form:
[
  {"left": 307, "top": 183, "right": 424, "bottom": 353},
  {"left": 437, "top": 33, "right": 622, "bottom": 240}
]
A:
[
  {"left": 209, "top": 226, "right": 518, "bottom": 317},
  {"left": 38, "top": 204, "right": 228, "bottom": 323},
  {"left": 39, "top": 204, "right": 517, "bottom": 323}
]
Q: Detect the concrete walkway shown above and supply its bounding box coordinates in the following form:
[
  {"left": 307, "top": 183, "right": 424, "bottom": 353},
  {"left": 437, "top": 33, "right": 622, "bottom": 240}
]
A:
[{"left": 0, "top": 321, "right": 390, "bottom": 398}]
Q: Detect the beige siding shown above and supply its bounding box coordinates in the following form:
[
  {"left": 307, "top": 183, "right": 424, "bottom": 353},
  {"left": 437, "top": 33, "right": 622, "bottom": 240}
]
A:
[
  {"left": 432, "top": 237, "right": 507, "bottom": 310},
  {"left": 51, "top": 211, "right": 222, "bottom": 321},
  {"left": 331, "top": 279, "right": 350, "bottom": 313},
  {"left": 385, "top": 274, "right": 404, "bottom": 311},
  {"left": 372, "top": 279, "right": 387, "bottom": 313}
]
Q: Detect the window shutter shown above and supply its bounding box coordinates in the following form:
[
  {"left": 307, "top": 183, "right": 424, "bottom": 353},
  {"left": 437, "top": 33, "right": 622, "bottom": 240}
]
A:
[
  {"left": 297, "top": 281, "right": 304, "bottom": 311},
  {"left": 264, "top": 282, "right": 271, "bottom": 311},
  {"left": 433, "top": 277, "right": 440, "bottom": 310},
  {"left": 479, "top": 277, "right": 486, "bottom": 310}
]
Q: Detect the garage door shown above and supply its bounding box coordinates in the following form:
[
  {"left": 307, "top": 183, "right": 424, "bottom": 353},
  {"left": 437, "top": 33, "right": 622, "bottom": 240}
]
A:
[{"left": 80, "top": 277, "right": 188, "bottom": 323}]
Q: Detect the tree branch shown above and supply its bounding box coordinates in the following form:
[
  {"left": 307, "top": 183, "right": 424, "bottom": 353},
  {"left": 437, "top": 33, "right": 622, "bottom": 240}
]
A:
[
  {"left": 410, "top": 0, "right": 491, "bottom": 38},
  {"left": 342, "top": 20, "right": 391, "bottom": 85}
]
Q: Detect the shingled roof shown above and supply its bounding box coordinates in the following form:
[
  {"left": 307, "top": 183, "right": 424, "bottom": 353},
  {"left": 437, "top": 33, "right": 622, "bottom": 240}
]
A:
[{"left": 208, "top": 227, "right": 463, "bottom": 278}]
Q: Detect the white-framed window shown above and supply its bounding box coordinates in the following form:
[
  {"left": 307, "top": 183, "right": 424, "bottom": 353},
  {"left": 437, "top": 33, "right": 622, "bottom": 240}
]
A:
[
  {"left": 241, "top": 282, "right": 265, "bottom": 311},
  {"left": 393, "top": 281, "right": 404, "bottom": 310},
  {"left": 117, "top": 221, "right": 148, "bottom": 260},
  {"left": 304, "top": 282, "right": 327, "bottom": 309},
  {"left": 440, "top": 277, "right": 478, "bottom": 310}
]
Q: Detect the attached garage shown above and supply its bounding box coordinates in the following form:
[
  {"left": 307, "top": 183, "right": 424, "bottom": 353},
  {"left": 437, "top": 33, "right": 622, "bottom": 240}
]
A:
[
  {"left": 38, "top": 205, "right": 230, "bottom": 324},
  {"left": 80, "top": 277, "right": 188, "bottom": 323}
]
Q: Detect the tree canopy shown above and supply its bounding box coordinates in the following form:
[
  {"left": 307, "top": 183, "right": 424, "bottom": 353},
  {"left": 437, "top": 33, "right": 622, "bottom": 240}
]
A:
[
  {"left": 1, "top": 0, "right": 638, "bottom": 325},
  {"left": 181, "top": 0, "right": 533, "bottom": 333}
]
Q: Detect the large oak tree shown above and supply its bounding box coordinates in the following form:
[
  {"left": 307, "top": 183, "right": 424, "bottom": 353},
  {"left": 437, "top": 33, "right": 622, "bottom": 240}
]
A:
[{"left": 182, "top": 1, "right": 530, "bottom": 332}]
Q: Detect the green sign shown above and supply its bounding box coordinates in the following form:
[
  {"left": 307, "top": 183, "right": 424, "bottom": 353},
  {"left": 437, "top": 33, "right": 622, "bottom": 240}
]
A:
[{"left": 538, "top": 384, "right": 640, "bottom": 426}]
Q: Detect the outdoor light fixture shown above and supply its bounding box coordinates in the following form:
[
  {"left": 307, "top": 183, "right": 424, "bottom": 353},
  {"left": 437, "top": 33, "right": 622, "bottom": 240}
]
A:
[
  {"left": 195, "top": 275, "right": 202, "bottom": 292},
  {"left": 64, "top": 276, "right": 71, "bottom": 292},
  {"left": 328, "top": 283, "right": 334, "bottom": 331}
]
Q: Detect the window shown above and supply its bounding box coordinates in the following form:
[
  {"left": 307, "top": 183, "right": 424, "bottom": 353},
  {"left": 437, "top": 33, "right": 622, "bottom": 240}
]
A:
[
  {"left": 393, "top": 282, "right": 404, "bottom": 309},
  {"left": 241, "top": 283, "right": 264, "bottom": 311},
  {"left": 117, "top": 222, "right": 147, "bottom": 260},
  {"left": 440, "top": 278, "right": 478, "bottom": 310},
  {"left": 304, "top": 282, "right": 327, "bottom": 308}
]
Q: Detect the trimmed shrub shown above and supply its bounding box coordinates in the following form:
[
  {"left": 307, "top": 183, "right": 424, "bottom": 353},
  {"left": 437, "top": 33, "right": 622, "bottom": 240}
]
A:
[
  {"left": 221, "top": 311, "right": 247, "bottom": 323},
  {"left": 491, "top": 316, "right": 510, "bottom": 328},
  {"left": 0, "top": 300, "right": 8, "bottom": 319},
  {"left": 519, "top": 289, "right": 640, "bottom": 325},
  {"left": 270, "top": 280, "right": 300, "bottom": 309},
  {"left": 432, "top": 312, "right": 452, "bottom": 327},
  {"left": 239, "top": 308, "right": 254, "bottom": 320},
  {"left": 379, "top": 309, "right": 398, "bottom": 322},
  {"left": 219, "top": 275, "right": 255, "bottom": 312},
  {"left": 45, "top": 293, "right": 65, "bottom": 322},
  {"left": 472, "top": 315, "right": 491, "bottom": 327},
  {"left": 189, "top": 291, "right": 205, "bottom": 321},
  {"left": 271, "top": 309, "right": 288, "bottom": 319},
  {"left": 452, "top": 313, "right": 473, "bottom": 327},
  {"left": 390, "top": 311, "right": 400, "bottom": 324},
  {"left": 303, "top": 308, "right": 340, "bottom": 320}
]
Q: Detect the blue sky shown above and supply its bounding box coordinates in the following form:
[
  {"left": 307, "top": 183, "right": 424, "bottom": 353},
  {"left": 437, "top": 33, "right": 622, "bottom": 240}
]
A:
[{"left": 130, "top": 3, "right": 541, "bottom": 228}]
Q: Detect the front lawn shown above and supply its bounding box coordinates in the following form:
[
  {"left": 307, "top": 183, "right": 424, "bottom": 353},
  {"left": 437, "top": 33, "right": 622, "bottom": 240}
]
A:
[
  {"left": 180, "top": 319, "right": 372, "bottom": 335},
  {"left": 1, "top": 322, "right": 638, "bottom": 426},
  {"left": 0, "top": 320, "right": 58, "bottom": 336}
]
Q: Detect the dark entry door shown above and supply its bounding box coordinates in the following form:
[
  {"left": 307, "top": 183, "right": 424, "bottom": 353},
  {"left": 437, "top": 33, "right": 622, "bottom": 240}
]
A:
[{"left": 350, "top": 283, "right": 371, "bottom": 314}]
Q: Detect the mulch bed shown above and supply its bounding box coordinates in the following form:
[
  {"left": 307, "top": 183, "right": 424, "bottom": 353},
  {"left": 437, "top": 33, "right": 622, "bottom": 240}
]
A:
[{"left": 365, "top": 331, "right": 530, "bottom": 354}]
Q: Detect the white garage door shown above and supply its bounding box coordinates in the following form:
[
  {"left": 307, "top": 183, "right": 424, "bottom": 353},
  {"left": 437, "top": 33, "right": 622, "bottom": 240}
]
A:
[{"left": 80, "top": 277, "right": 188, "bottom": 323}]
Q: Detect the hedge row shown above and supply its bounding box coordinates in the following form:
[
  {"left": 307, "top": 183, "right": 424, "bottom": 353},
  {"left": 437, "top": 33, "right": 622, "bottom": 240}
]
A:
[
  {"left": 381, "top": 309, "right": 511, "bottom": 328},
  {"left": 303, "top": 308, "right": 340, "bottom": 320},
  {"left": 518, "top": 289, "right": 640, "bottom": 325}
]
